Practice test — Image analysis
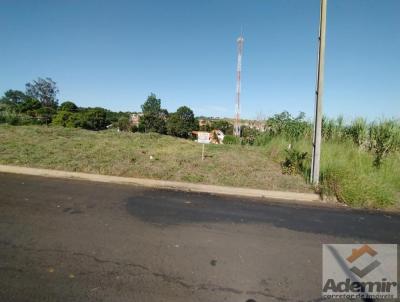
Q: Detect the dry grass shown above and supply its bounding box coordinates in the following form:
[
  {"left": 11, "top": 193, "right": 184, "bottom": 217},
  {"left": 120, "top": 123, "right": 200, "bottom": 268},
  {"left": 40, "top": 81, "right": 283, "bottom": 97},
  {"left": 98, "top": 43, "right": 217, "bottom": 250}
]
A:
[{"left": 0, "top": 125, "right": 311, "bottom": 193}]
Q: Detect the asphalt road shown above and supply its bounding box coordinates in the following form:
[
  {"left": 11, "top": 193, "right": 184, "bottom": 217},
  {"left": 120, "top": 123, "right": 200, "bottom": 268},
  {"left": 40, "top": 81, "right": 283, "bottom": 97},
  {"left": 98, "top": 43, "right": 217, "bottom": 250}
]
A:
[{"left": 0, "top": 173, "right": 399, "bottom": 302}]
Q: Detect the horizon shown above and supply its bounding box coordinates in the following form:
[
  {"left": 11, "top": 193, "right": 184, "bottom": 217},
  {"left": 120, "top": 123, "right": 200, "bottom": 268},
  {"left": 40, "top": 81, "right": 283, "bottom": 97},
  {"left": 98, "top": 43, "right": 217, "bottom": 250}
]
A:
[{"left": 1, "top": 0, "right": 399, "bottom": 121}]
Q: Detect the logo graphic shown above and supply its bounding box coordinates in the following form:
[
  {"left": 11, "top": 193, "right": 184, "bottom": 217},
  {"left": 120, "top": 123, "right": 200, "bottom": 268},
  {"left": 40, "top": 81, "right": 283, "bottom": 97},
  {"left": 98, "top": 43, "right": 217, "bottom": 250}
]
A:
[
  {"left": 346, "top": 245, "right": 380, "bottom": 278},
  {"left": 322, "top": 244, "right": 397, "bottom": 299}
]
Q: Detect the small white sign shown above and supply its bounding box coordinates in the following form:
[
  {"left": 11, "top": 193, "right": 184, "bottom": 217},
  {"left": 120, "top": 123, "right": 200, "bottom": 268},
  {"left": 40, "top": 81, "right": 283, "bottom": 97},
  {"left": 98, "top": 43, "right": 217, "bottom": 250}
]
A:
[{"left": 197, "top": 132, "right": 210, "bottom": 144}]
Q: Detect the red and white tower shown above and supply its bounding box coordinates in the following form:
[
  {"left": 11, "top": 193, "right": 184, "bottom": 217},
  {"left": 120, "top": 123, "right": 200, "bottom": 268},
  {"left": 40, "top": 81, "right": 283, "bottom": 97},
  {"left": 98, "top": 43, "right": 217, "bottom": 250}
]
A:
[{"left": 234, "top": 34, "right": 244, "bottom": 137}]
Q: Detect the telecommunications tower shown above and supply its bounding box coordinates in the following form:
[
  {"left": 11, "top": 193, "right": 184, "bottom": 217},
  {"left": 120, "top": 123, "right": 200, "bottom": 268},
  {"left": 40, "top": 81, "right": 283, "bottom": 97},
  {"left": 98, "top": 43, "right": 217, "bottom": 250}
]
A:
[{"left": 234, "top": 33, "right": 244, "bottom": 137}]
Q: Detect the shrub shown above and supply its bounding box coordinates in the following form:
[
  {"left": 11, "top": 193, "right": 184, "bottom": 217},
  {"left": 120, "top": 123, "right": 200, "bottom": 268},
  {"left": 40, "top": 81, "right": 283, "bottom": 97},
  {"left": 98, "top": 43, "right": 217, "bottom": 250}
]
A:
[
  {"left": 223, "top": 135, "right": 240, "bottom": 145},
  {"left": 253, "top": 133, "right": 272, "bottom": 146},
  {"left": 116, "top": 116, "right": 131, "bottom": 131},
  {"left": 210, "top": 120, "right": 233, "bottom": 135},
  {"left": 1, "top": 111, "right": 21, "bottom": 125},
  {"left": 241, "top": 135, "right": 255, "bottom": 145},
  {"left": 281, "top": 147, "right": 308, "bottom": 175},
  {"left": 81, "top": 108, "right": 108, "bottom": 130},
  {"left": 52, "top": 111, "right": 73, "bottom": 127}
]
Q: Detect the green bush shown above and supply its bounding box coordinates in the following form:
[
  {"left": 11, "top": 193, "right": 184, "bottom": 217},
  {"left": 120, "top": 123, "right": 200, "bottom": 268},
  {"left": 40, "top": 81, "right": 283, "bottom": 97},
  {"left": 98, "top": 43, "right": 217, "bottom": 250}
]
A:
[
  {"left": 281, "top": 147, "right": 308, "bottom": 175},
  {"left": 223, "top": 135, "right": 240, "bottom": 145},
  {"left": 81, "top": 108, "right": 108, "bottom": 130},
  {"left": 241, "top": 135, "right": 255, "bottom": 145},
  {"left": 52, "top": 111, "right": 73, "bottom": 127},
  {"left": 210, "top": 120, "right": 233, "bottom": 135},
  {"left": 59, "top": 101, "right": 78, "bottom": 112},
  {"left": 116, "top": 116, "right": 131, "bottom": 131},
  {"left": 166, "top": 106, "right": 197, "bottom": 138},
  {"left": 0, "top": 111, "right": 37, "bottom": 125},
  {"left": 253, "top": 133, "right": 272, "bottom": 146}
]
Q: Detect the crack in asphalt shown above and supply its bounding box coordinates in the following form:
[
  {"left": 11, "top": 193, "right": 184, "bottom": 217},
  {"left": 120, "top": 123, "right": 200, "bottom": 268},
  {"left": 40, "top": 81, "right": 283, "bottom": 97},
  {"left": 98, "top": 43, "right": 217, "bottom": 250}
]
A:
[{"left": 0, "top": 241, "right": 291, "bottom": 300}]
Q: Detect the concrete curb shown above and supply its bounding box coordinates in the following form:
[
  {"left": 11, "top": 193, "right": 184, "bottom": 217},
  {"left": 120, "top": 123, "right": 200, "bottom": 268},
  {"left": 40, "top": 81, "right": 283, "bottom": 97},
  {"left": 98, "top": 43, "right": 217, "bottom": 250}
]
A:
[{"left": 0, "top": 164, "right": 321, "bottom": 203}]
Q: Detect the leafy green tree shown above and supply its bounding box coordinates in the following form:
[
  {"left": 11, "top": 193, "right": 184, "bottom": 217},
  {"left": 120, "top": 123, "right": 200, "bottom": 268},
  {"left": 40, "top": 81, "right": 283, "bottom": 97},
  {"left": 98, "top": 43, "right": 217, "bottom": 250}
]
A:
[
  {"left": 167, "top": 106, "right": 197, "bottom": 138},
  {"left": 52, "top": 111, "right": 73, "bottom": 127},
  {"left": 81, "top": 108, "right": 108, "bottom": 130},
  {"left": 19, "top": 98, "right": 42, "bottom": 113},
  {"left": 210, "top": 120, "right": 233, "bottom": 135},
  {"left": 266, "top": 111, "right": 310, "bottom": 141},
  {"left": 25, "top": 77, "right": 59, "bottom": 108},
  {"left": 116, "top": 116, "right": 131, "bottom": 131},
  {"left": 2, "top": 90, "right": 28, "bottom": 106},
  {"left": 141, "top": 93, "right": 161, "bottom": 113},
  {"left": 106, "top": 111, "right": 130, "bottom": 124},
  {"left": 65, "top": 112, "right": 85, "bottom": 128},
  {"left": 36, "top": 107, "right": 56, "bottom": 125},
  {"left": 59, "top": 101, "right": 78, "bottom": 112},
  {"left": 139, "top": 94, "right": 168, "bottom": 134}
]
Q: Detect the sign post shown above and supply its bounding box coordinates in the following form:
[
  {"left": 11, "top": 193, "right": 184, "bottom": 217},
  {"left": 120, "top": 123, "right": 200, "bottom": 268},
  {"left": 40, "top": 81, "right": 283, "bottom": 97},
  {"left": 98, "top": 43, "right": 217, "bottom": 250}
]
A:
[{"left": 197, "top": 131, "right": 210, "bottom": 160}]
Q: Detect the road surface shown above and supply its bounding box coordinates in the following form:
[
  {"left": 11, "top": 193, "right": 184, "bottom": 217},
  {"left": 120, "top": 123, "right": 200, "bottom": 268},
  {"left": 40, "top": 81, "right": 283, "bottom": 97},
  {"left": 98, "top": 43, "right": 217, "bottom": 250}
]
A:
[{"left": 0, "top": 173, "right": 399, "bottom": 302}]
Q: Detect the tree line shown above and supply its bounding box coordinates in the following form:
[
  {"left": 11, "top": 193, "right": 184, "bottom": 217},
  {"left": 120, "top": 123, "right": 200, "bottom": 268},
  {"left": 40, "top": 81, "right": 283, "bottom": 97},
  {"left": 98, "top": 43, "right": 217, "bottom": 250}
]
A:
[{"left": 0, "top": 77, "right": 203, "bottom": 137}]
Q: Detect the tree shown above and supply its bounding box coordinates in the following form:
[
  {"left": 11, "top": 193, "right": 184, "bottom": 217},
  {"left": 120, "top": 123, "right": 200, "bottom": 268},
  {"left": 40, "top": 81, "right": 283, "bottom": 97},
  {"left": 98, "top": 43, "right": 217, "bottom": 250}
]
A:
[
  {"left": 139, "top": 94, "right": 167, "bottom": 134},
  {"left": 167, "top": 106, "right": 197, "bottom": 138},
  {"left": 59, "top": 101, "right": 78, "bottom": 112},
  {"left": 141, "top": 93, "right": 161, "bottom": 113},
  {"left": 81, "top": 108, "right": 108, "bottom": 130},
  {"left": 3, "top": 90, "right": 27, "bottom": 106},
  {"left": 116, "top": 116, "right": 131, "bottom": 131},
  {"left": 36, "top": 107, "right": 56, "bottom": 125},
  {"left": 25, "top": 77, "right": 59, "bottom": 108},
  {"left": 210, "top": 120, "right": 233, "bottom": 135},
  {"left": 52, "top": 111, "right": 74, "bottom": 127},
  {"left": 19, "top": 98, "right": 42, "bottom": 113}
]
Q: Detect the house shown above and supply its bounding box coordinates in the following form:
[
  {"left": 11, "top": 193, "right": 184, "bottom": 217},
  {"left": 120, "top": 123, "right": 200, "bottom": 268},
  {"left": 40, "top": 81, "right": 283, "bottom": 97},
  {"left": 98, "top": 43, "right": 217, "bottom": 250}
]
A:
[
  {"left": 198, "top": 119, "right": 208, "bottom": 127},
  {"left": 130, "top": 113, "right": 143, "bottom": 127}
]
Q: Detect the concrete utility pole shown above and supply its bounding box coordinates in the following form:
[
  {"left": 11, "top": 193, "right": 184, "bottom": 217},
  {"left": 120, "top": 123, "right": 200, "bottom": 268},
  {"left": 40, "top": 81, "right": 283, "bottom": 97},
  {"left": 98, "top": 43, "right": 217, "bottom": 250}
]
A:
[
  {"left": 234, "top": 33, "right": 244, "bottom": 137},
  {"left": 311, "top": 0, "right": 327, "bottom": 185}
]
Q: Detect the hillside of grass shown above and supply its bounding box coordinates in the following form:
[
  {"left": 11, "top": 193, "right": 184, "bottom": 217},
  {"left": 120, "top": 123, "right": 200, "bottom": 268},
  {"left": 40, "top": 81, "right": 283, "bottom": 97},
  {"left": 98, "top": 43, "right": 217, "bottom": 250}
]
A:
[{"left": 0, "top": 125, "right": 311, "bottom": 193}]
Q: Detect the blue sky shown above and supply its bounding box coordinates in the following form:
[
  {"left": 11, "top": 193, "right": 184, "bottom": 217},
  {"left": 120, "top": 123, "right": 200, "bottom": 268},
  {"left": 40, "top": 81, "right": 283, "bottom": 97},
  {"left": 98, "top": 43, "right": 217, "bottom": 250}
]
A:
[{"left": 1, "top": 0, "right": 399, "bottom": 120}]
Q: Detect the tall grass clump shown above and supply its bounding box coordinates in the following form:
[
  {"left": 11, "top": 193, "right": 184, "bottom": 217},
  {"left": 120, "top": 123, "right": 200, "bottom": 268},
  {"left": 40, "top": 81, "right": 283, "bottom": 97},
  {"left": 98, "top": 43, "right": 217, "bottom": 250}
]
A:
[
  {"left": 319, "top": 141, "right": 398, "bottom": 208},
  {"left": 368, "top": 120, "right": 400, "bottom": 167},
  {"left": 344, "top": 117, "right": 368, "bottom": 147},
  {"left": 253, "top": 115, "right": 400, "bottom": 208}
]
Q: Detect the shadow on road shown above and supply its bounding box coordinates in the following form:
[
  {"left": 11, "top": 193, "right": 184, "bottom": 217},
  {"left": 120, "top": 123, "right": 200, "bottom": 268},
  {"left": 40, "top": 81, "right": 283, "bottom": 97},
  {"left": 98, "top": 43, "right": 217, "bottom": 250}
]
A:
[{"left": 125, "top": 189, "right": 400, "bottom": 243}]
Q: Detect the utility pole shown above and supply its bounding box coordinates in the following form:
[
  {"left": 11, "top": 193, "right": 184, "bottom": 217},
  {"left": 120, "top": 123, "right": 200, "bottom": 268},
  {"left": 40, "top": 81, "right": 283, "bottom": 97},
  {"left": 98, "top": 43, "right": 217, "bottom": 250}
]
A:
[
  {"left": 310, "top": 0, "right": 327, "bottom": 185},
  {"left": 234, "top": 33, "right": 244, "bottom": 137}
]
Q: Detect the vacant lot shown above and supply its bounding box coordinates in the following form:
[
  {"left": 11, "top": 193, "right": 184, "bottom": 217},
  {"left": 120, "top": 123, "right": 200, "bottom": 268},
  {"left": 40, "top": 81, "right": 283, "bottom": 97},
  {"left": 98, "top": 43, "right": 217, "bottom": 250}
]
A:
[{"left": 0, "top": 125, "right": 311, "bottom": 193}]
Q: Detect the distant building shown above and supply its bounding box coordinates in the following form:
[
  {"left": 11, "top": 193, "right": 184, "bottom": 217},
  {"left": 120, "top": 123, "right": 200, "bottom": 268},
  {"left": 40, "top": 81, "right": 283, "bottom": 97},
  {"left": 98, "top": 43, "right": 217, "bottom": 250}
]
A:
[
  {"left": 130, "top": 113, "right": 143, "bottom": 127},
  {"left": 198, "top": 119, "right": 208, "bottom": 127},
  {"left": 247, "top": 120, "right": 266, "bottom": 132}
]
